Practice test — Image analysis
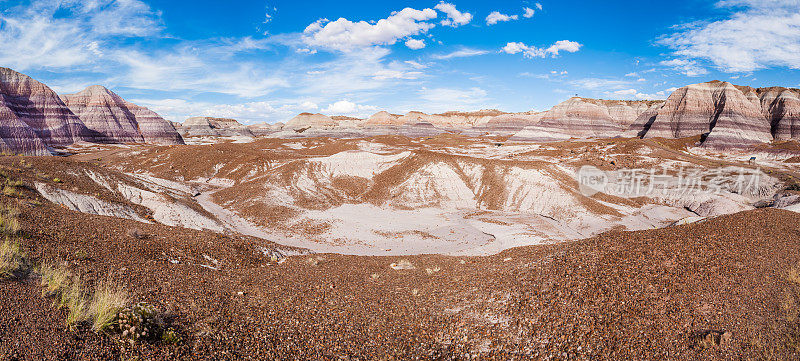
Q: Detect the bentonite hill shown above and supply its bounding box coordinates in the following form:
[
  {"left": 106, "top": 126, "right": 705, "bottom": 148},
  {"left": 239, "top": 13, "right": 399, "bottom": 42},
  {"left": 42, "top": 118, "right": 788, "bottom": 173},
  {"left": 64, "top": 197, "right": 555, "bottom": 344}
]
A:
[{"left": 3, "top": 0, "right": 800, "bottom": 359}]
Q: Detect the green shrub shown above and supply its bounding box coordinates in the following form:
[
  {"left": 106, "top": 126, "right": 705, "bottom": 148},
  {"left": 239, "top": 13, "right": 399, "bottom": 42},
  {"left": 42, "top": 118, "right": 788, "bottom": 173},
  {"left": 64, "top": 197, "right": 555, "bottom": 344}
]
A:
[
  {"left": 113, "top": 302, "right": 165, "bottom": 344},
  {"left": 161, "top": 328, "right": 182, "bottom": 345}
]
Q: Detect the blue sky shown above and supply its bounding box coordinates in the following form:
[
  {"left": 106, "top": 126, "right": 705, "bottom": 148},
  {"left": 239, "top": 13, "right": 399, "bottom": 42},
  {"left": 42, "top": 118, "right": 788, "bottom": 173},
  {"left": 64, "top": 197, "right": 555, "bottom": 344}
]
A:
[{"left": 1, "top": 0, "right": 799, "bottom": 123}]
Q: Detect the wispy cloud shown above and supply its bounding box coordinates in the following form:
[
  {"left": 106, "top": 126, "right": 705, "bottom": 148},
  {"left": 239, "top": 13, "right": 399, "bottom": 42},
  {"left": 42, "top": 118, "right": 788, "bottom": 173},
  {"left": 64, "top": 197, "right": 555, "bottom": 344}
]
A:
[{"left": 432, "top": 48, "right": 490, "bottom": 59}]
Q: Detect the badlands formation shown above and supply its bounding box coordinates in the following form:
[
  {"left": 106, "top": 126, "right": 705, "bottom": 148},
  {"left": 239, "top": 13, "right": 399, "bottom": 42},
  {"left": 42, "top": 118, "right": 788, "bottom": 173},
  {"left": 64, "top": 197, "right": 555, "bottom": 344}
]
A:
[
  {"left": 0, "top": 67, "right": 183, "bottom": 156},
  {"left": 3, "top": 65, "right": 800, "bottom": 358}
]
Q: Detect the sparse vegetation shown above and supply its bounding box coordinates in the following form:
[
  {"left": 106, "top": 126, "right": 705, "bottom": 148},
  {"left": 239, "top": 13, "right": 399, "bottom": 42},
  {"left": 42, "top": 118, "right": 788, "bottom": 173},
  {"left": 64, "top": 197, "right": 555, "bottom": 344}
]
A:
[
  {"left": 0, "top": 239, "right": 25, "bottom": 278},
  {"left": 52, "top": 178, "right": 62, "bottom": 183},
  {"left": 161, "top": 328, "right": 182, "bottom": 344},
  {"left": 425, "top": 266, "right": 441, "bottom": 275},
  {"left": 38, "top": 263, "right": 70, "bottom": 297},
  {"left": 113, "top": 302, "right": 165, "bottom": 344},
  {"left": 126, "top": 228, "right": 145, "bottom": 240},
  {"left": 90, "top": 279, "right": 129, "bottom": 332},
  {"left": 0, "top": 205, "right": 24, "bottom": 278},
  {"left": 390, "top": 259, "right": 415, "bottom": 270},
  {"left": 59, "top": 278, "right": 90, "bottom": 328},
  {"left": 2, "top": 185, "right": 20, "bottom": 198}
]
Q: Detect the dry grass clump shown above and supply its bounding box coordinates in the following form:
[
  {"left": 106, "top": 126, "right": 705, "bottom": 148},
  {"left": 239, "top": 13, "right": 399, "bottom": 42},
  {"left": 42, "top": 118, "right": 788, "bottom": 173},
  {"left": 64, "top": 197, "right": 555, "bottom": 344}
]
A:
[
  {"left": 60, "top": 279, "right": 90, "bottom": 328},
  {"left": 38, "top": 263, "right": 70, "bottom": 296},
  {"left": 787, "top": 266, "right": 800, "bottom": 285},
  {"left": 90, "top": 279, "right": 129, "bottom": 332},
  {"left": 0, "top": 239, "right": 25, "bottom": 278},
  {"left": 37, "top": 263, "right": 122, "bottom": 330},
  {"left": 425, "top": 266, "right": 442, "bottom": 275},
  {"left": 0, "top": 206, "right": 24, "bottom": 278},
  {"left": 2, "top": 179, "right": 24, "bottom": 198},
  {"left": 0, "top": 207, "right": 20, "bottom": 236}
]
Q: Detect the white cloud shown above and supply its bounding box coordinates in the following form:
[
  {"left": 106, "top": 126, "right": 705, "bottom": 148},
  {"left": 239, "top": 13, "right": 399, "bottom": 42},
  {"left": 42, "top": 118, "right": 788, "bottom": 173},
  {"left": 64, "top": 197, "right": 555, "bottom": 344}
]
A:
[
  {"left": 432, "top": 47, "right": 490, "bottom": 59},
  {"left": 659, "top": 59, "right": 709, "bottom": 76},
  {"left": 536, "top": 3, "right": 543, "bottom": 10},
  {"left": 523, "top": 7, "right": 536, "bottom": 18},
  {"left": 434, "top": 2, "right": 473, "bottom": 27},
  {"left": 404, "top": 60, "right": 428, "bottom": 69},
  {"left": 502, "top": 40, "right": 582, "bottom": 58},
  {"left": 322, "top": 100, "right": 377, "bottom": 115},
  {"left": 371, "top": 69, "right": 423, "bottom": 80},
  {"left": 571, "top": 78, "right": 632, "bottom": 90},
  {"left": 607, "top": 88, "right": 665, "bottom": 100},
  {"left": 624, "top": 72, "right": 639, "bottom": 77},
  {"left": 659, "top": 0, "right": 800, "bottom": 72},
  {"left": 486, "top": 11, "right": 518, "bottom": 25},
  {"left": 405, "top": 38, "right": 426, "bottom": 49},
  {"left": 302, "top": 8, "right": 437, "bottom": 51}
]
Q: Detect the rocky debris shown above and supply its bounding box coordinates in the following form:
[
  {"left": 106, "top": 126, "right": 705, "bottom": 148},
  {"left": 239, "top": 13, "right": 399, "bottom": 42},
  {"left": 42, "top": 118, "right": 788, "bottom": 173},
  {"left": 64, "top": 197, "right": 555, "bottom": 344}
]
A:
[
  {"left": 179, "top": 117, "right": 254, "bottom": 138},
  {"left": 7, "top": 170, "right": 800, "bottom": 359}
]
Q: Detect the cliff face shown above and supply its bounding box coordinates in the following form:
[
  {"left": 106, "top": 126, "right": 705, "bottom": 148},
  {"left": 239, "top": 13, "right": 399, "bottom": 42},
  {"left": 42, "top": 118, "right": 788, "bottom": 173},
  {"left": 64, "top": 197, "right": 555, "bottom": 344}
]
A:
[
  {"left": 119, "top": 101, "right": 184, "bottom": 145},
  {"left": 632, "top": 81, "right": 800, "bottom": 148},
  {"left": 536, "top": 97, "right": 663, "bottom": 138},
  {"left": 756, "top": 87, "right": 800, "bottom": 141},
  {"left": 62, "top": 85, "right": 184, "bottom": 145},
  {"left": 60, "top": 85, "right": 145, "bottom": 143},
  {"left": 0, "top": 67, "right": 92, "bottom": 154},
  {"left": 0, "top": 68, "right": 184, "bottom": 154}
]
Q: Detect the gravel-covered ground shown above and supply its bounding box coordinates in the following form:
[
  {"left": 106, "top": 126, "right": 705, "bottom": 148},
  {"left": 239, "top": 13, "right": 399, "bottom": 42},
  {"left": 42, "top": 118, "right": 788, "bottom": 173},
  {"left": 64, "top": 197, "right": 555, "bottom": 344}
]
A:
[{"left": 2, "top": 155, "right": 800, "bottom": 360}]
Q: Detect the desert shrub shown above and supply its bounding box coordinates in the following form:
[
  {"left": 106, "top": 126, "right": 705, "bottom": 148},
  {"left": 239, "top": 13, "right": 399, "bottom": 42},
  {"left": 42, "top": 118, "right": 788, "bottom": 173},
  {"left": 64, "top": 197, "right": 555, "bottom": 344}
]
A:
[
  {"left": 2, "top": 186, "right": 20, "bottom": 198},
  {"left": 161, "top": 328, "right": 182, "bottom": 345},
  {"left": 52, "top": 178, "right": 62, "bottom": 183},
  {"left": 126, "top": 228, "right": 145, "bottom": 240},
  {"left": 0, "top": 239, "right": 25, "bottom": 278},
  {"left": 90, "top": 280, "right": 129, "bottom": 332},
  {"left": 113, "top": 302, "right": 165, "bottom": 344}
]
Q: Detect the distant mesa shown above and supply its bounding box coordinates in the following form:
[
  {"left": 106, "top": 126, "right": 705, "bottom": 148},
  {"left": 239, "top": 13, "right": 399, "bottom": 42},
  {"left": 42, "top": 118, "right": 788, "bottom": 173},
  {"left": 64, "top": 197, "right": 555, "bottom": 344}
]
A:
[
  {"left": 180, "top": 117, "right": 254, "bottom": 138},
  {"left": 2, "top": 65, "right": 799, "bottom": 154}
]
